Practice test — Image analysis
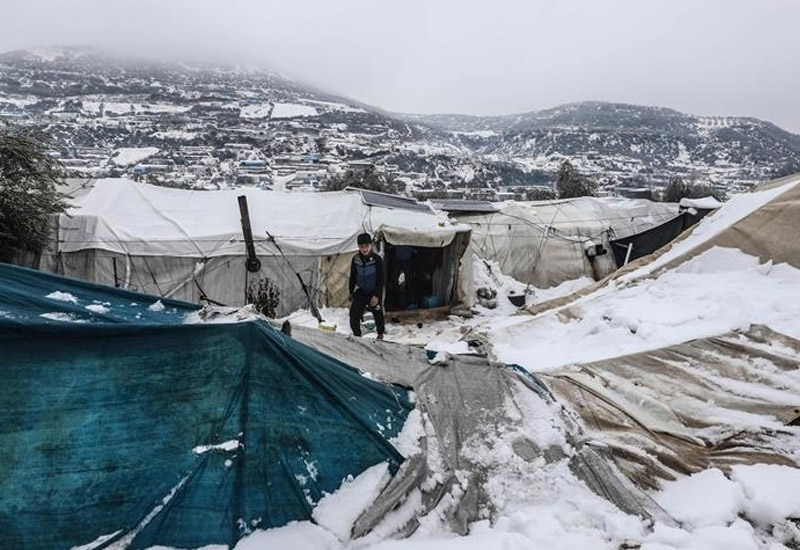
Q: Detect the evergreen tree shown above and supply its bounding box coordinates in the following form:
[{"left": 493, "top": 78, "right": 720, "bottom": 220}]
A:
[
  {"left": 662, "top": 177, "right": 691, "bottom": 202},
  {"left": 662, "top": 176, "right": 726, "bottom": 202},
  {"left": 526, "top": 187, "right": 557, "bottom": 201},
  {"left": 323, "top": 165, "right": 400, "bottom": 194},
  {"left": 555, "top": 160, "right": 597, "bottom": 198},
  {"left": 0, "top": 124, "right": 65, "bottom": 261}
]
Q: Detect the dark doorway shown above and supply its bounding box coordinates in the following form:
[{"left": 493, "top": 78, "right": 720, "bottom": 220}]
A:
[{"left": 384, "top": 244, "right": 443, "bottom": 311}]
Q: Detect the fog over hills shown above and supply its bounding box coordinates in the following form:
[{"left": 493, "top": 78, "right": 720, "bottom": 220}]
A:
[{"left": 1, "top": 46, "right": 798, "bottom": 197}]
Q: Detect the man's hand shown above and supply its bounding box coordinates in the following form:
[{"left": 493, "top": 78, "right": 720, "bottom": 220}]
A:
[{"left": 369, "top": 295, "right": 379, "bottom": 308}]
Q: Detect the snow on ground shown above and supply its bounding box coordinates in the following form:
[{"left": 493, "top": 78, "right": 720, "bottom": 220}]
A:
[
  {"left": 731, "top": 464, "right": 800, "bottom": 526},
  {"left": 279, "top": 255, "right": 591, "bottom": 353},
  {"left": 0, "top": 94, "right": 39, "bottom": 107},
  {"left": 239, "top": 103, "right": 272, "bottom": 119},
  {"left": 313, "top": 462, "right": 392, "bottom": 541},
  {"left": 306, "top": 99, "right": 366, "bottom": 113},
  {"left": 643, "top": 465, "right": 800, "bottom": 549},
  {"left": 271, "top": 103, "right": 318, "bottom": 119},
  {"left": 217, "top": 378, "right": 649, "bottom": 550},
  {"left": 152, "top": 130, "right": 198, "bottom": 140},
  {"left": 653, "top": 469, "right": 746, "bottom": 528},
  {"left": 112, "top": 147, "right": 159, "bottom": 167},
  {"left": 492, "top": 246, "right": 800, "bottom": 371},
  {"left": 184, "top": 182, "right": 800, "bottom": 550},
  {"left": 451, "top": 130, "right": 498, "bottom": 138},
  {"left": 82, "top": 101, "right": 191, "bottom": 115},
  {"left": 239, "top": 102, "right": 319, "bottom": 119},
  {"left": 206, "top": 417, "right": 800, "bottom": 550},
  {"left": 471, "top": 255, "right": 592, "bottom": 314}
]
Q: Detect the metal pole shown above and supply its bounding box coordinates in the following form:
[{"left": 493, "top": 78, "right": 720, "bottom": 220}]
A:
[
  {"left": 237, "top": 195, "right": 261, "bottom": 273},
  {"left": 623, "top": 243, "right": 634, "bottom": 266}
]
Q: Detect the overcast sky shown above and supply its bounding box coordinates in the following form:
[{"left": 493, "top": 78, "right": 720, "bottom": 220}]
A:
[{"left": 2, "top": 0, "right": 799, "bottom": 131}]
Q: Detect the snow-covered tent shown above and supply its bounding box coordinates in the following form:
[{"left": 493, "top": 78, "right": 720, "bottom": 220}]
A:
[
  {"left": 501, "top": 173, "right": 800, "bottom": 486},
  {"left": 39, "top": 179, "right": 471, "bottom": 316},
  {"left": 445, "top": 197, "right": 678, "bottom": 289}
]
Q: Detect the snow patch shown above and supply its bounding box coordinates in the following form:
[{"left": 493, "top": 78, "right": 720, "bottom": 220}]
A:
[
  {"left": 389, "top": 409, "right": 424, "bottom": 458},
  {"left": 653, "top": 468, "right": 745, "bottom": 528},
  {"left": 233, "top": 522, "right": 340, "bottom": 550},
  {"left": 271, "top": 103, "right": 318, "bottom": 119},
  {"left": 152, "top": 130, "right": 197, "bottom": 141},
  {"left": 494, "top": 247, "right": 800, "bottom": 371},
  {"left": 112, "top": 147, "right": 159, "bottom": 167},
  {"left": 39, "top": 312, "right": 87, "bottom": 323},
  {"left": 731, "top": 464, "right": 800, "bottom": 526},
  {"left": 312, "top": 462, "right": 392, "bottom": 541},
  {"left": 46, "top": 291, "right": 79, "bottom": 304},
  {"left": 192, "top": 439, "right": 241, "bottom": 455},
  {"left": 240, "top": 103, "right": 272, "bottom": 119}
]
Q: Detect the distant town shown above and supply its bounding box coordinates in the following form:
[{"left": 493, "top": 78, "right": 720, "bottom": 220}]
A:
[{"left": 2, "top": 47, "right": 799, "bottom": 201}]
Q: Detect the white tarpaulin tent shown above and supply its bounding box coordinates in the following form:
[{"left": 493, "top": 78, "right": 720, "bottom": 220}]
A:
[
  {"left": 41, "top": 179, "right": 471, "bottom": 315},
  {"left": 451, "top": 197, "right": 678, "bottom": 289}
]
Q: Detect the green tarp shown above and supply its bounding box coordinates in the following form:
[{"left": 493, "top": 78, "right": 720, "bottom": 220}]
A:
[{"left": 0, "top": 263, "right": 412, "bottom": 549}]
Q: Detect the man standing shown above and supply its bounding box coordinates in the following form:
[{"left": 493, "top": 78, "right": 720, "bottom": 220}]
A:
[{"left": 349, "top": 232, "right": 386, "bottom": 340}]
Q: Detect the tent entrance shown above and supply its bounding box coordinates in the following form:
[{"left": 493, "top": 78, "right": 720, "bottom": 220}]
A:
[{"left": 383, "top": 240, "right": 460, "bottom": 313}]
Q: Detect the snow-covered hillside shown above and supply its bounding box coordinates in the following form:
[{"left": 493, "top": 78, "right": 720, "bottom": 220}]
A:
[{"left": 1, "top": 47, "right": 798, "bottom": 195}]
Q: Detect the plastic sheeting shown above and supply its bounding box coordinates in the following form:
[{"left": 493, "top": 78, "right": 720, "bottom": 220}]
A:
[
  {"left": 525, "top": 173, "right": 800, "bottom": 315},
  {"left": 519, "top": 173, "right": 800, "bottom": 488},
  {"left": 543, "top": 326, "right": 800, "bottom": 489},
  {"left": 58, "top": 179, "right": 468, "bottom": 257},
  {"left": 452, "top": 197, "right": 677, "bottom": 288},
  {"left": 610, "top": 213, "right": 688, "bottom": 267},
  {"left": 289, "top": 326, "right": 660, "bottom": 533},
  {"left": 0, "top": 267, "right": 413, "bottom": 550},
  {"left": 0, "top": 261, "right": 198, "bottom": 326},
  {"left": 41, "top": 179, "right": 472, "bottom": 314}
]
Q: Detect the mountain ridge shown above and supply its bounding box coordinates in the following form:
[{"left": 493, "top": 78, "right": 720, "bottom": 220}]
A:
[{"left": 1, "top": 46, "right": 798, "bottom": 194}]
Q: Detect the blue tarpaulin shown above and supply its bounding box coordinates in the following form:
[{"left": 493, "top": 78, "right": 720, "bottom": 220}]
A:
[
  {"left": 0, "top": 262, "right": 199, "bottom": 326},
  {"left": 0, "top": 263, "right": 413, "bottom": 549}
]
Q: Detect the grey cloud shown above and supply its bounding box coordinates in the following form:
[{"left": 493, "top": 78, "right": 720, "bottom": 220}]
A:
[{"left": 1, "top": 0, "right": 798, "bottom": 131}]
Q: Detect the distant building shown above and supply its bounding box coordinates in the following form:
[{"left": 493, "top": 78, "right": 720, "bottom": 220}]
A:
[
  {"left": 240, "top": 159, "right": 267, "bottom": 172},
  {"left": 616, "top": 187, "right": 654, "bottom": 200}
]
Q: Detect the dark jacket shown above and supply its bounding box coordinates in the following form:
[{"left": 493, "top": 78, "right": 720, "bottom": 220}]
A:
[{"left": 349, "top": 252, "right": 384, "bottom": 296}]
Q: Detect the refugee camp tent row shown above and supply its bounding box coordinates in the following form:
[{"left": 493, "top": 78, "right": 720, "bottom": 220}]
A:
[
  {"left": 3, "top": 174, "right": 798, "bottom": 549},
  {"left": 440, "top": 197, "right": 679, "bottom": 289},
  {"left": 0, "top": 262, "right": 413, "bottom": 550},
  {"left": 527, "top": 172, "right": 800, "bottom": 316},
  {"left": 36, "top": 179, "right": 472, "bottom": 316}
]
